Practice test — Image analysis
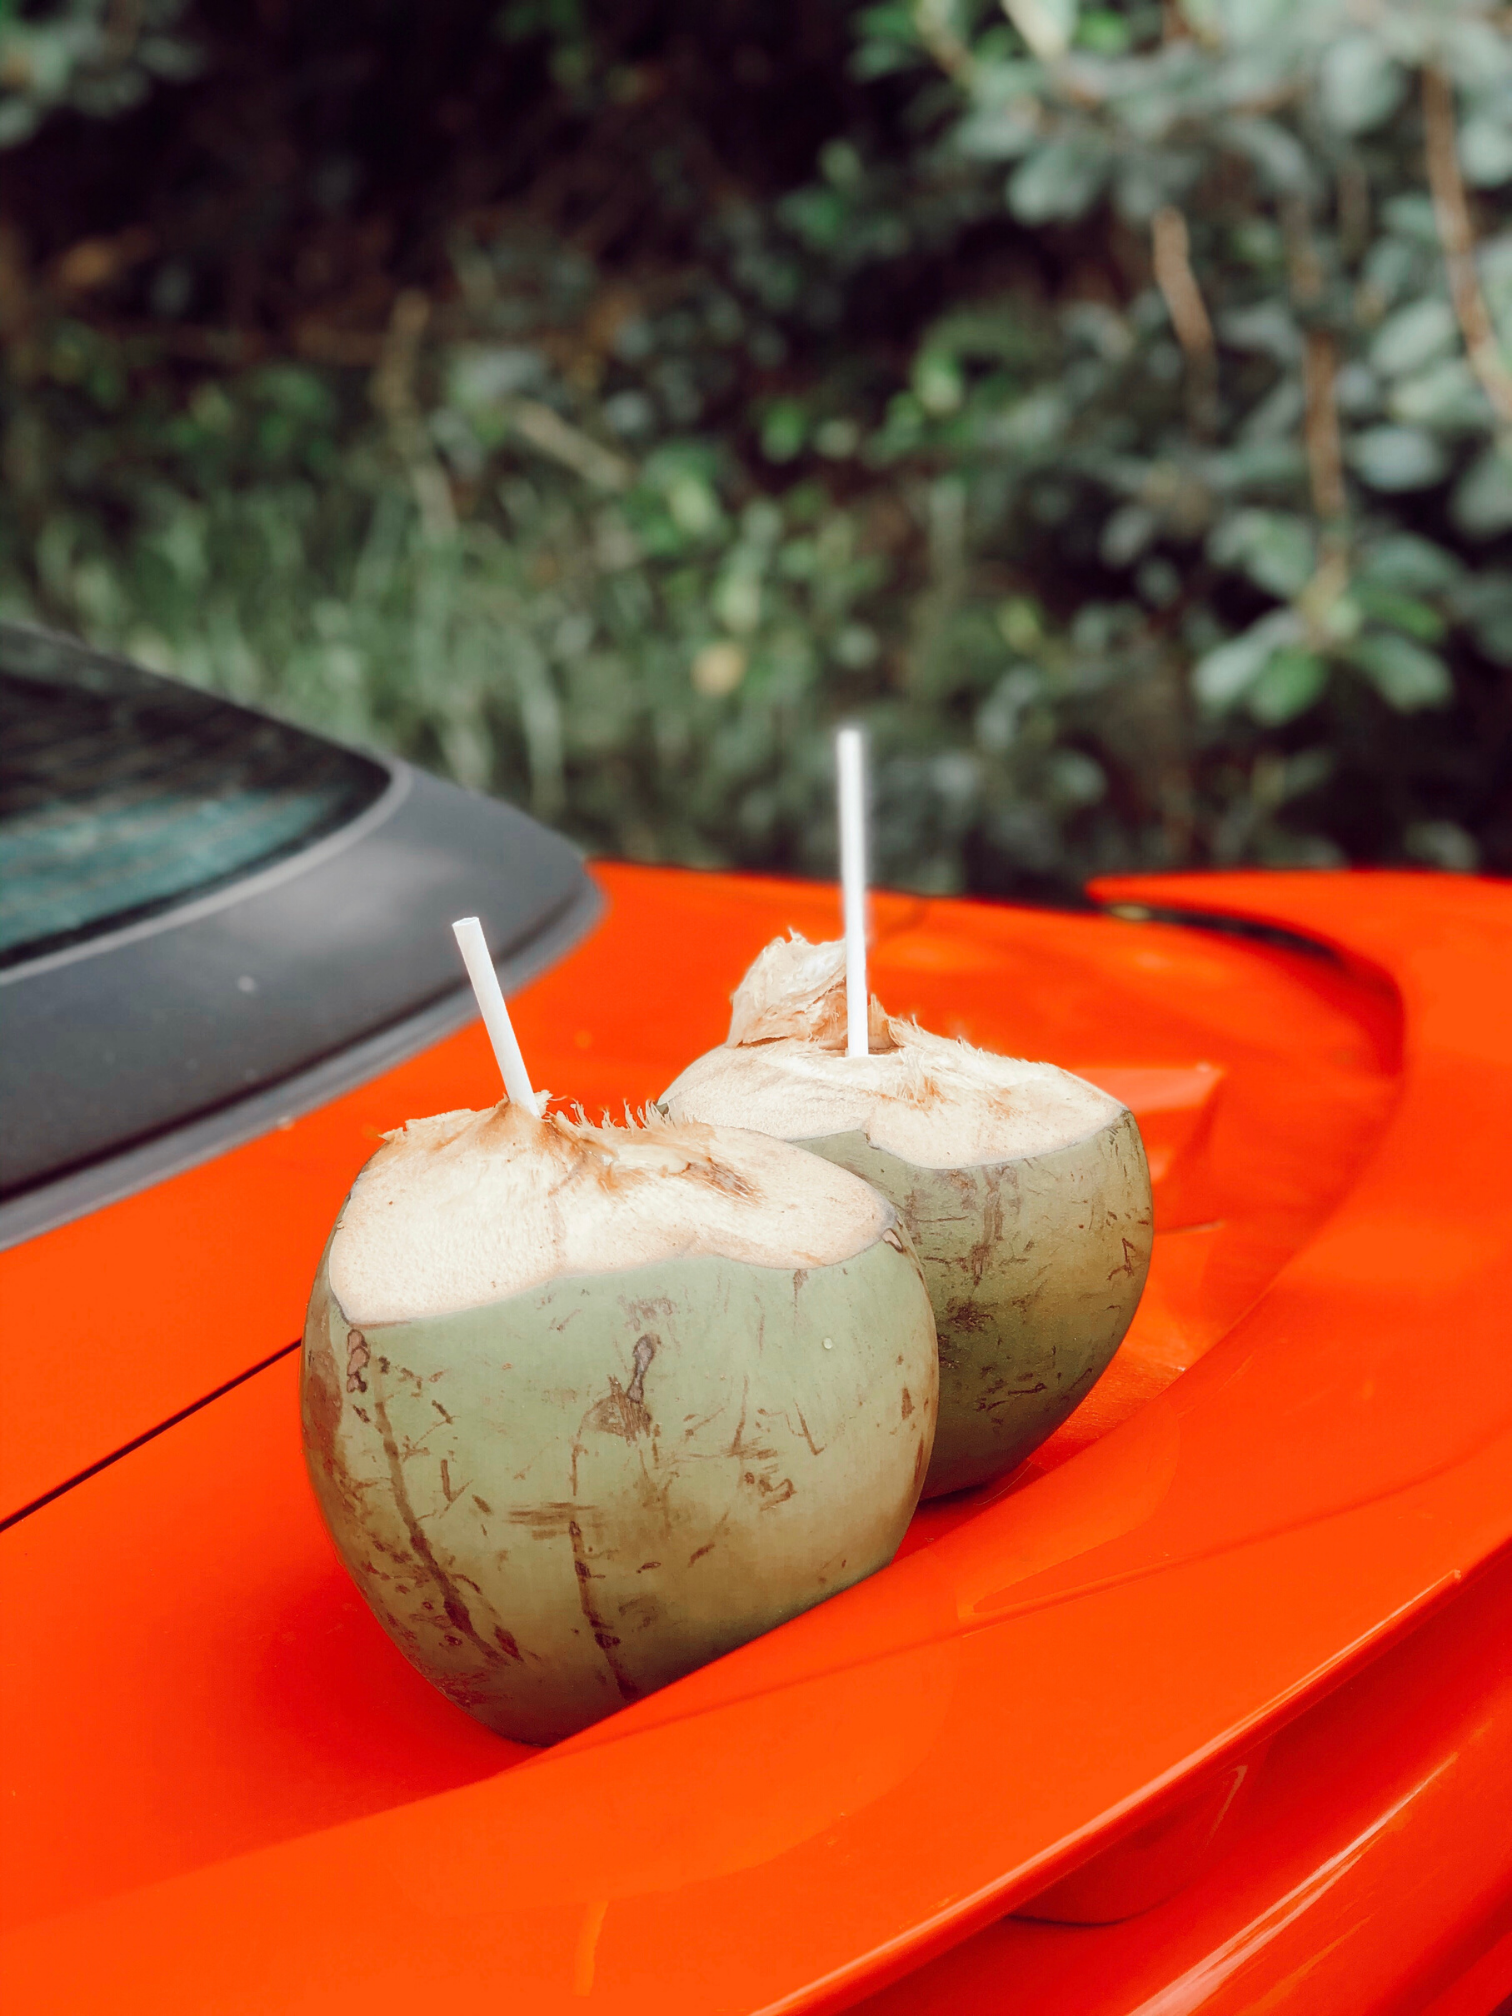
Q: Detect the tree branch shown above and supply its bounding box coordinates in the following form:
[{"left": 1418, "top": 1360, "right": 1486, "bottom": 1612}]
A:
[
  {"left": 1423, "top": 64, "right": 1512, "bottom": 426},
  {"left": 1152, "top": 206, "right": 1214, "bottom": 356},
  {"left": 911, "top": 0, "right": 975, "bottom": 84},
  {"left": 1303, "top": 329, "right": 1347, "bottom": 522},
  {"left": 1152, "top": 205, "right": 1218, "bottom": 435},
  {"left": 371, "top": 290, "right": 457, "bottom": 537}
]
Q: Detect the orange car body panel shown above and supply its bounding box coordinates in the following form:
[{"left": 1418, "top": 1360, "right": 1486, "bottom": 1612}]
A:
[{"left": 1, "top": 863, "right": 1509, "bottom": 2014}]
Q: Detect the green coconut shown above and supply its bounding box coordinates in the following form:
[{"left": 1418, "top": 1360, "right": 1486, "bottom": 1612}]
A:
[
  {"left": 301, "top": 1099, "right": 937, "bottom": 1744},
  {"left": 660, "top": 934, "right": 1153, "bottom": 1497}
]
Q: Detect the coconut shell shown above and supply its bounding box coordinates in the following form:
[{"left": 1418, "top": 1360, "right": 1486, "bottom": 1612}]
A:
[
  {"left": 792, "top": 1111, "right": 1151, "bottom": 1496},
  {"left": 302, "top": 1228, "right": 936, "bottom": 1744}
]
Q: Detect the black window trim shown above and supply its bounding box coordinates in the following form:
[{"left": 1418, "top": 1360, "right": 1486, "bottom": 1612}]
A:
[
  {"left": 1, "top": 627, "right": 600, "bottom": 1235},
  {"left": 0, "top": 871, "right": 597, "bottom": 1253}
]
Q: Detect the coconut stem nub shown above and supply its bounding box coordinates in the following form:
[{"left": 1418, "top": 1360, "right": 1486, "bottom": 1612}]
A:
[
  {"left": 837, "top": 725, "right": 869, "bottom": 1059},
  {"left": 452, "top": 915, "right": 541, "bottom": 1117}
]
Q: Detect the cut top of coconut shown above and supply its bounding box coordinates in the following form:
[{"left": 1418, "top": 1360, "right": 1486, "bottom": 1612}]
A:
[
  {"left": 662, "top": 932, "right": 1125, "bottom": 1169},
  {"left": 727, "top": 931, "right": 891, "bottom": 1052},
  {"left": 327, "top": 1101, "right": 894, "bottom": 1327}
]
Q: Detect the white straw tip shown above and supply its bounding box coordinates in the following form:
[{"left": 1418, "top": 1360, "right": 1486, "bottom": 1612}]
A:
[
  {"left": 836, "top": 725, "right": 869, "bottom": 1059},
  {"left": 450, "top": 913, "right": 541, "bottom": 1118}
]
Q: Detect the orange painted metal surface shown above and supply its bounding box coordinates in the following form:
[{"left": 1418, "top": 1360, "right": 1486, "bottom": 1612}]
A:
[
  {"left": 1, "top": 864, "right": 1509, "bottom": 2014},
  {"left": 858, "top": 1542, "right": 1512, "bottom": 2015}
]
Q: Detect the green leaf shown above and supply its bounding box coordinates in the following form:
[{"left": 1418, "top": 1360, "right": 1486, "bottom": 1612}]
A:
[
  {"left": 1346, "top": 631, "right": 1454, "bottom": 710},
  {"left": 819, "top": 139, "right": 864, "bottom": 189},
  {"left": 1380, "top": 194, "right": 1439, "bottom": 245},
  {"left": 1444, "top": 19, "right": 1512, "bottom": 94},
  {"left": 1369, "top": 299, "right": 1457, "bottom": 379},
  {"left": 1452, "top": 443, "right": 1512, "bottom": 538},
  {"left": 976, "top": 385, "right": 1067, "bottom": 455},
  {"left": 1348, "top": 425, "right": 1451, "bottom": 492},
  {"left": 777, "top": 185, "right": 848, "bottom": 251},
  {"left": 0, "top": 96, "right": 40, "bottom": 148},
  {"left": 1226, "top": 118, "right": 1312, "bottom": 197},
  {"left": 1319, "top": 34, "right": 1407, "bottom": 135},
  {"left": 833, "top": 622, "right": 879, "bottom": 668},
  {"left": 448, "top": 345, "right": 546, "bottom": 410},
  {"left": 1359, "top": 235, "right": 1419, "bottom": 310},
  {"left": 138, "top": 35, "right": 204, "bottom": 83},
  {"left": 1075, "top": 11, "right": 1130, "bottom": 54},
  {"left": 1247, "top": 648, "right": 1328, "bottom": 724},
  {"left": 760, "top": 401, "right": 808, "bottom": 464},
  {"left": 659, "top": 472, "right": 726, "bottom": 541},
  {"left": 1453, "top": 574, "right": 1512, "bottom": 667},
  {"left": 1278, "top": 747, "right": 1335, "bottom": 802},
  {"left": 956, "top": 101, "right": 1041, "bottom": 162},
  {"left": 1002, "top": 0, "right": 1078, "bottom": 62},
  {"left": 1101, "top": 502, "right": 1156, "bottom": 567},
  {"left": 1356, "top": 534, "right": 1463, "bottom": 595},
  {"left": 252, "top": 365, "right": 336, "bottom": 422},
  {"left": 1218, "top": 301, "right": 1302, "bottom": 364},
  {"left": 1349, "top": 583, "right": 1448, "bottom": 643},
  {"left": 1007, "top": 135, "right": 1109, "bottom": 223},
  {"left": 913, "top": 351, "right": 965, "bottom": 416},
  {"left": 1405, "top": 820, "right": 1480, "bottom": 871},
  {"left": 1192, "top": 609, "right": 1303, "bottom": 711},
  {"left": 1388, "top": 359, "right": 1486, "bottom": 432},
  {"left": 1204, "top": 439, "right": 1307, "bottom": 491},
  {"left": 1208, "top": 0, "right": 1298, "bottom": 45},
  {"left": 1460, "top": 113, "right": 1512, "bottom": 187},
  {"left": 1047, "top": 748, "right": 1105, "bottom": 805},
  {"left": 850, "top": 32, "right": 924, "bottom": 80},
  {"left": 1207, "top": 508, "right": 1316, "bottom": 598}
]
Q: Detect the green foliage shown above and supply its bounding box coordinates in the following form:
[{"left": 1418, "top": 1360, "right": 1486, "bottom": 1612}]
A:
[
  {"left": 1, "top": 0, "right": 1509, "bottom": 889},
  {"left": 0, "top": 0, "right": 199, "bottom": 147}
]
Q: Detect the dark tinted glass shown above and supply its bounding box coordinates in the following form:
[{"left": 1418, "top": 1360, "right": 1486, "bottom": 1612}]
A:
[{"left": 0, "top": 627, "right": 388, "bottom": 969}]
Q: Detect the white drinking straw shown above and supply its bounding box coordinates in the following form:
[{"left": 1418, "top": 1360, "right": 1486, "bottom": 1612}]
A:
[
  {"left": 837, "top": 725, "right": 869, "bottom": 1059},
  {"left": 452, "top": 915, "right": 541, "bottom": 1116}
]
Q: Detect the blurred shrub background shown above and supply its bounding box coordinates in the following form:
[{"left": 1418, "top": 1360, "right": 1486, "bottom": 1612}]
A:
[{"left": 1, "top": 0, "right": 1509, "bottom": 894}]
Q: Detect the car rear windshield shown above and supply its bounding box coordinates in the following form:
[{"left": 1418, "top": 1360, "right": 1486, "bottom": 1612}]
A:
[{"left": 0, "top": 627, "right": 388, "bottom": 970}]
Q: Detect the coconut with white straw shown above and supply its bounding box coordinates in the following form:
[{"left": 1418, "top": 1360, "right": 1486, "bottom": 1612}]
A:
[
  {"left": 660, "top": 731, "right": 1153, "bottom": 1497},
  {"left": 300, "top": 916, "right": 937, "bottom": 1743}
]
